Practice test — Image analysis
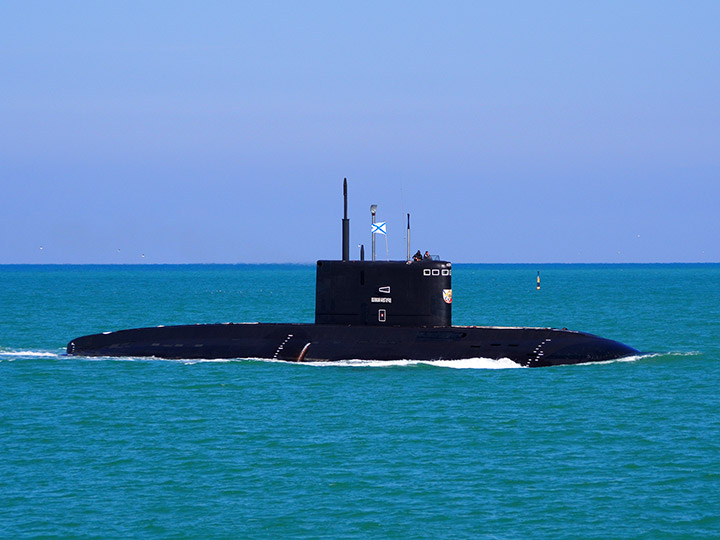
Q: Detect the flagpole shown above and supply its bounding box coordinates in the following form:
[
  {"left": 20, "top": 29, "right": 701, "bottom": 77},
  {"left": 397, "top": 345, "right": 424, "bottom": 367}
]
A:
[{"left": 370, "top": 205, "right": 377, "bottom": 261}]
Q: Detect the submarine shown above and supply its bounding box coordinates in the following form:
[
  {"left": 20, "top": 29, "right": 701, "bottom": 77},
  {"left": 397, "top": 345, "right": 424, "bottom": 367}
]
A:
[{"left": 67, "top": 179, "right": 638, "bottom": 367}]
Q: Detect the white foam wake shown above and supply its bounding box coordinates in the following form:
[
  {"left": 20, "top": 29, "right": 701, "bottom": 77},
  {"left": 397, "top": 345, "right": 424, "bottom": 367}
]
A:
[
  {"left": 570, "top": 351, "right": 697, "bottom": 367},
  {"left": 65, "top": 356, "right": 524, "bottom": 369},
  {"left": 0, "top": 350, "right": 61, "bottom": 359},
  {"left": 422, "top": 357, "right": 524, "bottom": 369},
  {"left": 298, "top": 357, "right": 524, "bottom": 369},
  {"left": 21, "top": 351, "right": 696, "bottom": 368}
]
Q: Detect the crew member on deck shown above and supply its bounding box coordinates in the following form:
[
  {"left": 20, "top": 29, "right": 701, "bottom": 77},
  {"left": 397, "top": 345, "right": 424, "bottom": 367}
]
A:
[
  {"left": 423, "top": 251, "right": 431, "bottom": 260},
  {"left": 413, "top": 250, "right": 422, "bottom": 261}
]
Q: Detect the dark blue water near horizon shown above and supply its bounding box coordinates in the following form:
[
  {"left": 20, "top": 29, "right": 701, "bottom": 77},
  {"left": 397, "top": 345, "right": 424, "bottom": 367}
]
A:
[{"left": 2, "top": 264, "right": 719, "bottom": 539}]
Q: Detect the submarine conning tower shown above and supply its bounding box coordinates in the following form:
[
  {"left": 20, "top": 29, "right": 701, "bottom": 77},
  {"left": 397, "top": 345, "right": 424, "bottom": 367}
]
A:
[
  {"left": 315, "top": 259, "right": 452, "bottom": 326},
  {"left": 314, "top": 179, "right": 452, "bottom": 327}
]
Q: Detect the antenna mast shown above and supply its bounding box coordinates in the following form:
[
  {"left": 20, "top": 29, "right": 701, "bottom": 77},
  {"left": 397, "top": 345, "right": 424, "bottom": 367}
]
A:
[
  {"left": 406, "top": 213, "right": 411, "bottom": 261},
  {"left": 342, "top": 178, "right": 350, "bottom": 261}
]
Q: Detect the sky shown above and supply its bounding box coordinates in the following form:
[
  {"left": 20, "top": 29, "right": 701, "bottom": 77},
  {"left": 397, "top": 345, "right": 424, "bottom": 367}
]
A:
[{"left": 1, "top": 1, "right": 718, "bottom": 263}]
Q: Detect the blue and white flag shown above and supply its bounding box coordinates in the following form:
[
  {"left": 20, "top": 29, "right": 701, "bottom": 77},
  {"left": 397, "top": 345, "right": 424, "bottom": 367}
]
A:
[{"left": 371, "top": 221, "right": 387, "bottom": 235}]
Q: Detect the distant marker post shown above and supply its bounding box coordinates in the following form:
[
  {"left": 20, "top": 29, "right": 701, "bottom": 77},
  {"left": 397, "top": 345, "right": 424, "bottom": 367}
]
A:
[{"left": 536, "top": 271, "right": 540, "bottom": 290}]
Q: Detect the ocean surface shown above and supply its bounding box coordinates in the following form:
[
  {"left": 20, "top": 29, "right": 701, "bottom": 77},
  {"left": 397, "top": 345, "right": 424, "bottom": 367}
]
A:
[{"left": 1, "top": 264, "right": 719, "bottom": 539}]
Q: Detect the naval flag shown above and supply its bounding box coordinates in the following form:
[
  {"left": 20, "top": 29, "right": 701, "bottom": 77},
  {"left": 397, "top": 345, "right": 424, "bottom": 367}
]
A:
[{"left": 371, "top": 221, "right": 387, "bottom": 235}]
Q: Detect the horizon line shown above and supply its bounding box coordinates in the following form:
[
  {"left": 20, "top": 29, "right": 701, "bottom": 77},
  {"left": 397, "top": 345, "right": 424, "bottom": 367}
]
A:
[{"left": 1, "top": 261, "right": 719, "bottom": 266}]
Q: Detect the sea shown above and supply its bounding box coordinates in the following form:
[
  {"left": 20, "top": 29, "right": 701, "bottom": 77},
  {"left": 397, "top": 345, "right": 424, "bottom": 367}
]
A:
[{"left": 1, "top": 264, "right": 718, "bottom": 539}]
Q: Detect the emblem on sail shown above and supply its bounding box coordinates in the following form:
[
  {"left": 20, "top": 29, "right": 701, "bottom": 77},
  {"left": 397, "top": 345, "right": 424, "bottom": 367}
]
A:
[{"left": 442, "top": 289, "right": 452, "bottom": 304}]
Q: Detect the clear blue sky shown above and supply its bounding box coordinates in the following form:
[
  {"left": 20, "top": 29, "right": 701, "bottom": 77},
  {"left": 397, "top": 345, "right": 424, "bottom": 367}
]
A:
[{"left": 2, "top": 1, "right": 718, "bottom": 263}]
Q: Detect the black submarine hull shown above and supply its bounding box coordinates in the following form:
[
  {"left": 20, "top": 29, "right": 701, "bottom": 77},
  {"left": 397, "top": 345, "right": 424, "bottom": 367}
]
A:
[{"left": 66, "top": 323, "right": 638, "bottom": 368}]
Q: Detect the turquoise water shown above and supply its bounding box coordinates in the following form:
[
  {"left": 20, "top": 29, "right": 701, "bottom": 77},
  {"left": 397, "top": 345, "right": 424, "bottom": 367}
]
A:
[{"left": 1, "top": 264, "right": 719, "bottom": 539}]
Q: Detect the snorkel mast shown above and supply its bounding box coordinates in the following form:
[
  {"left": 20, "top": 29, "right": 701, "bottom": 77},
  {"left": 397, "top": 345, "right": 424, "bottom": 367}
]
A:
[{"left": 342, "top": 178, "right": 350, "bottom": 262}]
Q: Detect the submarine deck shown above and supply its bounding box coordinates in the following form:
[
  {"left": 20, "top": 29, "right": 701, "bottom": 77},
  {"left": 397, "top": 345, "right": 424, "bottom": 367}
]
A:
[{"left": 67, "top": 322, "right": 637, "bottom": 368}]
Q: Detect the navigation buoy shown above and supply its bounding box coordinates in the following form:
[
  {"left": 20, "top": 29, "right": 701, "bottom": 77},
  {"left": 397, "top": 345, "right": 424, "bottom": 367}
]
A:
[{"left": 536, "top": 271, "right": 540, "bottom": 290}]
